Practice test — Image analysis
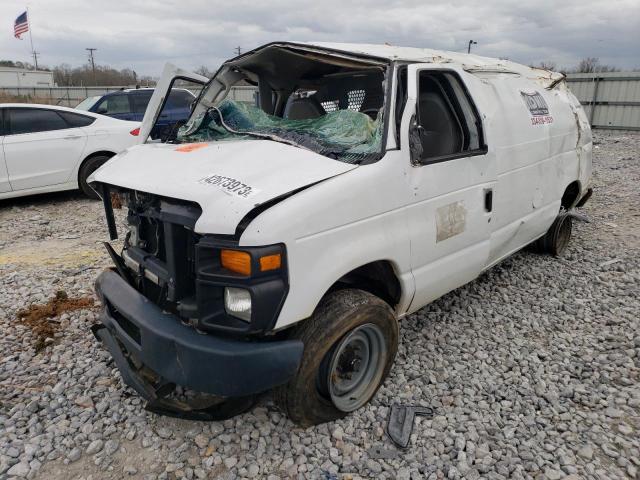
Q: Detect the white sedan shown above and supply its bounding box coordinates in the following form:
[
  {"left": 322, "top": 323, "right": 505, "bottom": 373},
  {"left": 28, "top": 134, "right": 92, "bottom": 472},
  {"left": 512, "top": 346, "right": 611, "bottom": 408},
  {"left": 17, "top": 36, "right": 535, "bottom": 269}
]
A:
[{"left": 0, "top": 103, "right": 140, "bottom": 200}]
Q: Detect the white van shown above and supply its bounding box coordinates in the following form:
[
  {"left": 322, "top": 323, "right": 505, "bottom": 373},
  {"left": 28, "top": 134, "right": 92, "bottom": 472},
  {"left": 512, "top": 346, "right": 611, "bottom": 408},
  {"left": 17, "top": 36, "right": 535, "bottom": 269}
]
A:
[{"left": 89, "top": 42, "right": 592, "bottom": 426}]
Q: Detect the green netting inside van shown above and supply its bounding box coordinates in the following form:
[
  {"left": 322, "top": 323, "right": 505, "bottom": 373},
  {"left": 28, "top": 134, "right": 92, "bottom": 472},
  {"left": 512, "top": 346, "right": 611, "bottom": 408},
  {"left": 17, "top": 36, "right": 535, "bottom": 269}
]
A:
[{"left": 177, "top": 99, "right": 382, "bottom": 163}]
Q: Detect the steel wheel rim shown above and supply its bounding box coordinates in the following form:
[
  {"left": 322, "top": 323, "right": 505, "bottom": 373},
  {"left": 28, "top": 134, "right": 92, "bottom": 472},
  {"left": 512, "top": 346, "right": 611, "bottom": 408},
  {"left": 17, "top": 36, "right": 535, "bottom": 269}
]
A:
[{"left": 327, "top": 323, "right": 387, "bottom": 412}]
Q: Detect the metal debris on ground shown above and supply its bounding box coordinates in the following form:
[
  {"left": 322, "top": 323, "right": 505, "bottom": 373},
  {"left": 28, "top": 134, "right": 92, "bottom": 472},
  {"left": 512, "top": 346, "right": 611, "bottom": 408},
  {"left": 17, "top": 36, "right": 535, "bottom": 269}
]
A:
[
  {"left": 386, "top": 404, "right": 435, "bottom": 448},
  {"left": 599, "top": 258, "right": 622, "bottom": 267}
]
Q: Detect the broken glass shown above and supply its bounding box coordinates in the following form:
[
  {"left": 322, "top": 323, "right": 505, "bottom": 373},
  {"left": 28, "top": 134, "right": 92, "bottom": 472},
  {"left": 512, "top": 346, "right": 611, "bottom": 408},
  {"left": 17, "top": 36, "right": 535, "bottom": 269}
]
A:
[{"left": 177, "top": 99, "right": 383, "bottom": 163}]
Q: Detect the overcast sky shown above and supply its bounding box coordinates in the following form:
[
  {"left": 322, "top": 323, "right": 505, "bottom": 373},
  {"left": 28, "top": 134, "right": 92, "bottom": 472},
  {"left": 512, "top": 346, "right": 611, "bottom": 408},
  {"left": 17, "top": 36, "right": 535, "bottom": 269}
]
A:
[{"left": 1, "top": 0, "right": 639, "bottom": 76}]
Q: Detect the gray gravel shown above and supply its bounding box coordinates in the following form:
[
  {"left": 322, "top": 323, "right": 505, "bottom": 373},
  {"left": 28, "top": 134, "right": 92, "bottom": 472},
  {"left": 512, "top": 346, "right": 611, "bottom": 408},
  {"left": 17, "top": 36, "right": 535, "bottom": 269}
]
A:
[{"left": 1, "top": 130, "right": 639, "bottom": 480}]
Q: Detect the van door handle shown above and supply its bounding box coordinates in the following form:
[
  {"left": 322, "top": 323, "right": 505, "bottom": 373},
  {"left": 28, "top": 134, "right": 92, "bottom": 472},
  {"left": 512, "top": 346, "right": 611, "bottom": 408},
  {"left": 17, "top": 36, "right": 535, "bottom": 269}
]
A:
[
  {"left": 484, "top": 189, "right": 493, "bottom": 212},
  {"left": 64, "top": 135, "right": 82, "bottom": 140}
]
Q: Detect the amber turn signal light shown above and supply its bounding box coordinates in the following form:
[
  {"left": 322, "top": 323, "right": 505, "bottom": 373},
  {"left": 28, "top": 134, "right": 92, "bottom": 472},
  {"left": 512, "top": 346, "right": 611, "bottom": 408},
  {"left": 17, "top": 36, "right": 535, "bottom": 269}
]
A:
[
  {"left": 221, "top": 250, "right": 252, "bottom": 275},
  {"left": 259, "top": 253, "right": 282, "bottom": 272}
]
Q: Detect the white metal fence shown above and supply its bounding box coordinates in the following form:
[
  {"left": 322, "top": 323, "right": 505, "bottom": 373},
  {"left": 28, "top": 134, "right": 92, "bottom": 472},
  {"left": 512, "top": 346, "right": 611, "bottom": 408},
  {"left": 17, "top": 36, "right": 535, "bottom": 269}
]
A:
[
  {"left": 565, "top": 72, "right": 640, "bottom": 131},
  {"left": 2, "top": 73, "right": 639, "bottom": 131},
  {"left": 0, "top": 85, "right": 257, "bottom": 107}
]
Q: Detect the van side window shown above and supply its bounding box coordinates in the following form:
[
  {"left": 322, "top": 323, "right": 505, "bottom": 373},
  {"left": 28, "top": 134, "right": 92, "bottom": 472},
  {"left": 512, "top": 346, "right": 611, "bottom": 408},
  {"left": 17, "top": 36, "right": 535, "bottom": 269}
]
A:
[{"left": 415, "top": 71, "right": 484, "bottom": 162}]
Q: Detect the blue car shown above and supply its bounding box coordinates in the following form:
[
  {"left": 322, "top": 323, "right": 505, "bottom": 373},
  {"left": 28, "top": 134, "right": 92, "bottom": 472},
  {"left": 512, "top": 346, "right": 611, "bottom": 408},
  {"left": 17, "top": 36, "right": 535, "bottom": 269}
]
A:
[{"left": 75, "top": 88, "right": 196, "bottom": 139}]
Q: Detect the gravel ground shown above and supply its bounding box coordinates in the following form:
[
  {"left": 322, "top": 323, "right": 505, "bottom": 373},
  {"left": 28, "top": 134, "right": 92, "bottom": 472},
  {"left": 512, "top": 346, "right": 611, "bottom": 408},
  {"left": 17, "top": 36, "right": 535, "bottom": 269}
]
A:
[{"left": 1, "top": 130, "right": 639, "bottom": 480}]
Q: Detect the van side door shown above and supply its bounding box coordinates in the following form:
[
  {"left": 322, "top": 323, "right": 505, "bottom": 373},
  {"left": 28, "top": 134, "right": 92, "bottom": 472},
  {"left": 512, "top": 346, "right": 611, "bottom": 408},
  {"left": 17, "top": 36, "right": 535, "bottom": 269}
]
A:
[
  {"left": 138, "top": 64, "right": 208, "bottom": 143},
  {"left": 483, "top": 80, "right": 567, "bottom": 267},
  {"left": 399, "top": 64, "right": 496, "bottom": 312}
]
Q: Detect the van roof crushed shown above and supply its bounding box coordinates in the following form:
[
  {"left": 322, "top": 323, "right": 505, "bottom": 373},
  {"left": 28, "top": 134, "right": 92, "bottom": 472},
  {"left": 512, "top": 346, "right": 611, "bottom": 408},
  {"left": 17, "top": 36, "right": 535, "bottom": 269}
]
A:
[{"left": 231, "top": 41, "right": 566, "bottom": 88}]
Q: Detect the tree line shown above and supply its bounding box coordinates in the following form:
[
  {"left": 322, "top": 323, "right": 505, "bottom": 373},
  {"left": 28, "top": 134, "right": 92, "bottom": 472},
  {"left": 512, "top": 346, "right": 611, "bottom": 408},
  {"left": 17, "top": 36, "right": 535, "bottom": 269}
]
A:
[
  {"left": 531, "top": 57, "right": 628, "bottom": 74},
  {"left": 0, "top": 60, "right": 155, "bottom": 86}
]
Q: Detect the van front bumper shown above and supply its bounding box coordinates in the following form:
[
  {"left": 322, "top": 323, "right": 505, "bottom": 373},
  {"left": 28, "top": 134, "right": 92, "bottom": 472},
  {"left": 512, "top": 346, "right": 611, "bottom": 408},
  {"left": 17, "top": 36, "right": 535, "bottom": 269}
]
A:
[{"left": 92, "top": 270, "right": 303, "bottom": 399}]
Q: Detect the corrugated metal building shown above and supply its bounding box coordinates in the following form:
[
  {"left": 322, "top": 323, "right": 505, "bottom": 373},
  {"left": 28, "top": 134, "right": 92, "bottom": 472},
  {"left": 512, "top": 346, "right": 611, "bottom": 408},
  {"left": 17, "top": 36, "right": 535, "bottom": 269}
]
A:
[
  {"left": 565, "top": 72, "right": 640, "bottom": 131},
  {"left": 0, "top": 66, "right": 55, "bottom": 88}
]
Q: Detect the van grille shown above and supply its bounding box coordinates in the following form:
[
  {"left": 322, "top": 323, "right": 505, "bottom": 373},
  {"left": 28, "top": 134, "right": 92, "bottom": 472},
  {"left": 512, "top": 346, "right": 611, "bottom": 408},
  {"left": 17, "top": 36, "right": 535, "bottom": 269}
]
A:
[{"left": 123, "top": 190, "right": 202, "bottom": 307}]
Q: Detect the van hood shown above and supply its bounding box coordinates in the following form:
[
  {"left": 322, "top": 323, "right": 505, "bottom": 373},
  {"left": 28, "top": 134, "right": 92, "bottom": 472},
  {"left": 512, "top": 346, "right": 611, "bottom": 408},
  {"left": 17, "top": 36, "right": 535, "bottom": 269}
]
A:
[{"left": 90, "top": 140, "right": 358, "bottom": 235}]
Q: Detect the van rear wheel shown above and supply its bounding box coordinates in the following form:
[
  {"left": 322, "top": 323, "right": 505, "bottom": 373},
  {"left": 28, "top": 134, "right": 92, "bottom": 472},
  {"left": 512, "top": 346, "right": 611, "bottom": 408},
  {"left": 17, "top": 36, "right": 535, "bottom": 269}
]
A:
[
  {"left": 534, "top": 213, "right": 573, "bottom": 256},
  {"left": 275, "top": 289, "right": 398, "bottom": 427}
]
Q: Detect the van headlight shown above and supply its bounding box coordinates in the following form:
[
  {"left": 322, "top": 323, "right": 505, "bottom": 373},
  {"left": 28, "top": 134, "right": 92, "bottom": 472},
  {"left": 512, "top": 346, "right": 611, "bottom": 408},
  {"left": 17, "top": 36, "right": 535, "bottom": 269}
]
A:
[{"left": 224, "top": 287, "right": 252, "bottom": 322}]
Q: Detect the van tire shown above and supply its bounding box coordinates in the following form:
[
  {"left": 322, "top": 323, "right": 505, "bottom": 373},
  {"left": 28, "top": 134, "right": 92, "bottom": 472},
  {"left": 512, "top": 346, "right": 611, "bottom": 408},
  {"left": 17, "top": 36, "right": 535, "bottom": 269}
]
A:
[
  {"left": 79, "top": 154, "right": 112, "bottom": 199},
  {"left": 275, "top": 289, "right": 398, "bottom": 427},
  {"left": 534, "top": 214, "right": 573, "bottom": 256}
]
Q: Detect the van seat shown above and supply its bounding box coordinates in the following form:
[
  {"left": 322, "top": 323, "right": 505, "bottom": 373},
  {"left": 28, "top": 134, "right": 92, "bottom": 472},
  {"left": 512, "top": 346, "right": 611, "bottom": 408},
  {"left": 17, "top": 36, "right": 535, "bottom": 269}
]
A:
[
  {"left": 284, "top": 97, "right": 325, "bottom": 120},
  {"left": 418, "top": 78, "right": 462, "bottom": 158}
]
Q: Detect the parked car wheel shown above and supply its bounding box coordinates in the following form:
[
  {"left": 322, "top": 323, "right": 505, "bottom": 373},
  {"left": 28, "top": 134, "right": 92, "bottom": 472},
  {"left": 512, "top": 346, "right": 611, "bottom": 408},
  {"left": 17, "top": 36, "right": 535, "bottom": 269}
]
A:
[
  {"left": 276, "top": 289, "right": 398, "bottom": 426},
  {"left": 534, "top": 213, "right": 573, "bottom": 256},
  {"left": 79, "top": 154, "right": 113, "bottom": 199}
]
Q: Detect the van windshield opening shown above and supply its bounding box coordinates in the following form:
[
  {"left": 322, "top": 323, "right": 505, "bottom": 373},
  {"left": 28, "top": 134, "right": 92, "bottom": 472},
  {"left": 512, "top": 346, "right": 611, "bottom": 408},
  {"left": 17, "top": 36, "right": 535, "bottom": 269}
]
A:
[
  {"left": 178, "top": 99, "right": 383, "bottom": 163},
  {"left": 176, "top": 45, "right": 389, "bottom": 164}
]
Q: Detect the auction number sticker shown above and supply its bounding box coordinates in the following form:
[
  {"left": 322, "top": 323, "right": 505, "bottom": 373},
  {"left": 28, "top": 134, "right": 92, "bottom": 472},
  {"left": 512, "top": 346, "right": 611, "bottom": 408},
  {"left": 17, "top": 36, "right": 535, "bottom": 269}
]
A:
[{"left": 199, "top": 174, "right": 260, "bottom": 198}]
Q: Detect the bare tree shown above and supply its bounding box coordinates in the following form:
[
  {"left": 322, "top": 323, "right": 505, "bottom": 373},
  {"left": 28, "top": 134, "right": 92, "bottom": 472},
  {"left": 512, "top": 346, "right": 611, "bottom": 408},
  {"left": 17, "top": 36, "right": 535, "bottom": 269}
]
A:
[
  {"left": 576, "top": 57, "right": 599, "bottom": 73},
  {"left": 194, "top": 65, "right": 214, "bottom": 78},
  {"left": 1, "top": 59, "right": 50, "bottom": 71},
  {"left": 51, "top": 64, "right": 155, "bottom": 86},
  {"left": 574, "top": 57, "right": 619, "bottom": 73},
  {"left": 531, "top": 61, "right": 557, "bottom": 71}
]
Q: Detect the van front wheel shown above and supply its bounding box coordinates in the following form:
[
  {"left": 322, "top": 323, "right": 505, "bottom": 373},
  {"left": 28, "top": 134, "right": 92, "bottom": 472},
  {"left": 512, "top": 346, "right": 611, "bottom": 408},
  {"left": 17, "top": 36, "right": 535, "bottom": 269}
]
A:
[{"left": 275, "top": 289, "right": 398, "bottom": 427}]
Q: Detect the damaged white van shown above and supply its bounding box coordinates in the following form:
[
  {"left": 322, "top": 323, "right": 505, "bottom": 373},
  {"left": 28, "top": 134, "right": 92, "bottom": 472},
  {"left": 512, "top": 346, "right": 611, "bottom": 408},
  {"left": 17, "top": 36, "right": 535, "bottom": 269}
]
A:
[{"left": 89, "top": 42, "right": 592, "bottom": 426}]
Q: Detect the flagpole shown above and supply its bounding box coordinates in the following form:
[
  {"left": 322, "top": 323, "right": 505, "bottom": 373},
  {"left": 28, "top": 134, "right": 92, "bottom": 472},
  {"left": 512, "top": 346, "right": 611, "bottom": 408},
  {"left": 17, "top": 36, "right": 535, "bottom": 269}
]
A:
[{"left": 26, "top": 6, "right": 38, "bottom": 70}]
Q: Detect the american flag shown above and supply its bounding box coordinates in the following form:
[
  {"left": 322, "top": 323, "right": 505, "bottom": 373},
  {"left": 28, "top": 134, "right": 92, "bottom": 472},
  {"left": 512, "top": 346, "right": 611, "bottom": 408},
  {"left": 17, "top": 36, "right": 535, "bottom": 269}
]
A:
[{"left": 14, "top": 11, "right": 28, "bottom": 39}]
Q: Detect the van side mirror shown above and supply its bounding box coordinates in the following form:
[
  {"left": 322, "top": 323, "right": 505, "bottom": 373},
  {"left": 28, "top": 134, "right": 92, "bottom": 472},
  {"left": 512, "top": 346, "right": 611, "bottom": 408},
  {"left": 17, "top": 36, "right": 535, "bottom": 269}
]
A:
[{"left": 408, "top": 115, "right": 424, "bottom": 165}]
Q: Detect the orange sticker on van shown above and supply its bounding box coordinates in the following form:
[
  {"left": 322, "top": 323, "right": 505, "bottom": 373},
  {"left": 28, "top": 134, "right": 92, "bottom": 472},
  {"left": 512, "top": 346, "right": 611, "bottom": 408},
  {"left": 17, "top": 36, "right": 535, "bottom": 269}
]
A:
[{"left": 175, "top": 143, "right": 209, "bottom": 152}]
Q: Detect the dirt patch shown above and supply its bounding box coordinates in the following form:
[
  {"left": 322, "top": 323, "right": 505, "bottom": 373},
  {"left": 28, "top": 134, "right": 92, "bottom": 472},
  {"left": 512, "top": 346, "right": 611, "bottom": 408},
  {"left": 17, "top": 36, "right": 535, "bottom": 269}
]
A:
[
  {"left": 36, "top": 437, "right": 169, "bottom": 480},
  {"left": 0, "top": 238, "right": 104, "bottom": 267},
  {"left": 111, "top": 192, "right": 124, "bottom": 209},
  {"left": 18, "top": 290, "right": 95, "bottom": 352}
]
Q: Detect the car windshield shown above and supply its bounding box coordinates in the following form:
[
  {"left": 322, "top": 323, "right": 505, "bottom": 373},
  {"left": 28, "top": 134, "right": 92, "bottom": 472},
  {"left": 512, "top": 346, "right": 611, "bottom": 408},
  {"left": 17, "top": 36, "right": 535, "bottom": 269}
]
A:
[
  {"left": 75, "top": 95, "right": 101, "bottom": 111},
  {"left": 172, "top": 44, "right": 389, "bottom": 164}
]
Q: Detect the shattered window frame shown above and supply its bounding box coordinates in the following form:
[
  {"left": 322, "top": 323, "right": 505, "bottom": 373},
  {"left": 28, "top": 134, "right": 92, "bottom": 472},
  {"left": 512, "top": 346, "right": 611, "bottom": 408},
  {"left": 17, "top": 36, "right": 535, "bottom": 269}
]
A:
[
  {"left": 174, "top": 44, "right": 394, "bottom": 165},
  {"left": 177, "top": 99, "right": 386, "bottom": 164}
]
